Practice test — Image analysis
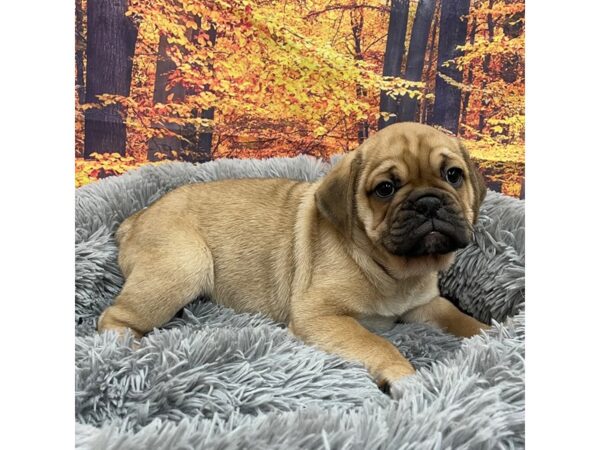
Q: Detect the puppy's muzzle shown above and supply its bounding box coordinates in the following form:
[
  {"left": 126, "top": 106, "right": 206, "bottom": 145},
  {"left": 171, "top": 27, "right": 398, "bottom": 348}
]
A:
[{"left": 383, "top": 189, "right": 471, "bottom": 257}]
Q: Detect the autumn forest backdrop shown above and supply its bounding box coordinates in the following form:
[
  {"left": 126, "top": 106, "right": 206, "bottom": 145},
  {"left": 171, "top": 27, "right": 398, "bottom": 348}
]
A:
[{"left": 75, "top": 0, "right": 524, "bottom": 197}]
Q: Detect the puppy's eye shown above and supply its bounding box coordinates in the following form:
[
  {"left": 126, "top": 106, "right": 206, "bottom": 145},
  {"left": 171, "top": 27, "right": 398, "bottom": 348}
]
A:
[
  {"left": 374, "top": 181, "right": 396, "bottom": 199},
  {"left": 445, "top": 167, "right": 463, "bottom": 187}
]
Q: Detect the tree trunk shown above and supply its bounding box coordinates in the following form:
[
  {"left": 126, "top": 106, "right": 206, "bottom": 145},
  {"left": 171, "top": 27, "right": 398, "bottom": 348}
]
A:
[
  {"left": 399, "top": 0, "right": 436, "bottom": 122},
  {"left": 422, "top": 2, "right": 440, "bottom": 124},
  {"left": 378, "top": 0, "right": 410, "bottom": 130},
  {"left": 460, "top": 17, "right": 478, "bottom": 128},
  {"left": 147, "top": 34, "right": 186, "bottom": 160},
  {"left": 351, "top": 9, "right": 369, "bottom": 143},
  {"left": 189, "top": 23, "right": 217, "bottom": 163},
  {"left": 194, "top": 105, "right": 215, "bottom": 162},
  {"left": 83, "top": 0, "right": 138, "bottom": 158},
  {"left": 152, "top": 35, "right": 185, "bottom": 105},
  {"left": 478, "top": 0, "right": 495, "bottom": 132},
  {"left": 148, "top": 21, "right": 216, "bottom": 163},
  {"left": 431, "top": 0, "right": 471, "bottom": 135},
  {"left": 75, "top": 0, "right": 85, "bottom": 104},
  {"left": 501, "top": 0, "right": 524, "bottom": 84}
]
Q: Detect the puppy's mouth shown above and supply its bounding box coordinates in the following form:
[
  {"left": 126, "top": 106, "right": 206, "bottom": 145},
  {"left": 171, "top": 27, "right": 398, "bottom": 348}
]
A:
[
  {"left": 401, "top": 219, "right": 467, "bottom": 256},
  {"left": 382, "top": 191, "right": 471, "bottom": 258}
]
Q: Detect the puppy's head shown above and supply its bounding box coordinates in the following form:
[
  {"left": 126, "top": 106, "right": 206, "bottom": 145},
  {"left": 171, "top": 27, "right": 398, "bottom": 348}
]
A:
[{"left": 316, "top": 122, "right": 486, "bottom": 272}]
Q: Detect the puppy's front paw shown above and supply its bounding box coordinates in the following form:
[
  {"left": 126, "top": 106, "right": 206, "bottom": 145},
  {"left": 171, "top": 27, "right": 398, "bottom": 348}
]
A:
[
  {"left": 389, "top": 376, "right": 414, "bottom": 400},
  {"left": 376, "top": 362, "right": 416, "bottom": 396}
]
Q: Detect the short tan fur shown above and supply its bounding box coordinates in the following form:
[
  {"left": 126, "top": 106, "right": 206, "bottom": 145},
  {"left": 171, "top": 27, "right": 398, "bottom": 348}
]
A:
[{"left": 99, "top": 122, "right": 488, "bottom": 389}]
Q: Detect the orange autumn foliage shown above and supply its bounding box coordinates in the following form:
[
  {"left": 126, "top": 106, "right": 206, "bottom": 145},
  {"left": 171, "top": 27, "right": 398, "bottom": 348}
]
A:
[{"left": 75, "top": 0, "right": 524, "bottom": 196}]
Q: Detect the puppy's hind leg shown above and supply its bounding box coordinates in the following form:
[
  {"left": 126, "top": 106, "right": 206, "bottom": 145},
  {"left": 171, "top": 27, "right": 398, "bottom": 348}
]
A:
[{"left": 98, "top": 234, "right": 214, "bottom": 338}]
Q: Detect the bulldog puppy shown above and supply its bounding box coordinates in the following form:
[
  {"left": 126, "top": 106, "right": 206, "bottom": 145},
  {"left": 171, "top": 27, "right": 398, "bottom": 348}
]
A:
[{"left": 98, "top": 122, "right": 489, "bottom": 392}]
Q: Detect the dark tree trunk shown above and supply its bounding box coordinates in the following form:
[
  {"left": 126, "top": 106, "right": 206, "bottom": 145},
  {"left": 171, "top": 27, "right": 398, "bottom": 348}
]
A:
[
  {"left": 500, "top": 54, "right": 520, "bottom": 84},
  {"left": 148, "top": 21, "right": 216, "bottom": 163},
  {"left": 189, "top": 23, "right": 217, "bottom": 162},
  {"left": 194, "top": 105, "right": 215, "bottom": 162},
  {"left": 399, "top": 0, "right": 436, "bottom": 122},
  {"left": 478, "top": 0, "right": 495, "bottom": 132},
  {"left": 378, "top": 0, "right": 410, "bottom": 130},
  {"left": 83, "top": 0, "right": 138, "bottom": 158},
  {"left": 351, "top": 9, "right": 369, "bottom": 143},
  {"left": 152, "top": 35, "right": 186, "bottom": 104},
  {"left": 501, "top": 0, "right": 524, "bottom": 84},
  {"left": 75, "top": 0, "right": 85, "bottom": 104},
  {"left": 431, "top": 0, "right": 471, "bottom": 134},
  {"left": 460, "top": 17, "right": 478, "bottom": 127},
  {"left": 147, "top": 34, "right": 186, "bottom": 160},
  {"left": 356, "top": 85, "right": 370, "bottom": 143},
  {"left": 422, "top": 2, "right": 440, "bottom": 124}
]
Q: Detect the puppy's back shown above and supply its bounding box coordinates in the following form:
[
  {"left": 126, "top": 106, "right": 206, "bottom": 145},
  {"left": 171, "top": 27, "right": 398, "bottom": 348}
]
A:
[{"left": 117, "top": 178, "right": 311, "bottom": 322}]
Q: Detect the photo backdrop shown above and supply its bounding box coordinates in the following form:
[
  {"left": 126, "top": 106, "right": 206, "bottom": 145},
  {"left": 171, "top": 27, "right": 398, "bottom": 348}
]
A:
[{"left": 75, "top": 0, "right": 524, "bottom": 197}]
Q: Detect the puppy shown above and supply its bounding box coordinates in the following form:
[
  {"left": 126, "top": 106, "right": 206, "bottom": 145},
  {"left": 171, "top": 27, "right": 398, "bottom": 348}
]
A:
[{"left": 98, "top": 122, "right": 489, "bottom": 391}]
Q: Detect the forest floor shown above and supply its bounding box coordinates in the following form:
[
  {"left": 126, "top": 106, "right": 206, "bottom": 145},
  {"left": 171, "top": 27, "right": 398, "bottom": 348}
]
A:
[
  {"left": 75, "top": 139, "right": 525, "bottom": 198},
  {"left": 462, "top": 140, "right": 524, "bottom": 198}
]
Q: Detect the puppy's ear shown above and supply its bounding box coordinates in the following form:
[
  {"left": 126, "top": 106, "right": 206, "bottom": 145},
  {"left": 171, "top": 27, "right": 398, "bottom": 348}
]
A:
[
  {"left": 315, "top": 151, "right": 363, "bottom": 236},
  {"left": 458, "top": 141, "right": 486, "bottom": 222}
]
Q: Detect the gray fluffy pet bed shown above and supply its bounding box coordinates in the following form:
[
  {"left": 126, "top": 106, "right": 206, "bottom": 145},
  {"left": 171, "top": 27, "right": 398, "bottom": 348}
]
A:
[{"left": 75, "top": 156, "right": 525, "bottom": 449}]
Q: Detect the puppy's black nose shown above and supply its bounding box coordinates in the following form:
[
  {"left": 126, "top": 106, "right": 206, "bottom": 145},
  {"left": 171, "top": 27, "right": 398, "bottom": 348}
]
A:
[{"left": 414, "top": 195, "right": 442, "bottom": 218}]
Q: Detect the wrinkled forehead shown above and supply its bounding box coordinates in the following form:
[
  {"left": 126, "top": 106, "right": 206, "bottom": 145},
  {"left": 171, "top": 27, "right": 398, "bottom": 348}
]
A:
[{"left": 360, "top": 129, "right": 465, "bottom": 181}]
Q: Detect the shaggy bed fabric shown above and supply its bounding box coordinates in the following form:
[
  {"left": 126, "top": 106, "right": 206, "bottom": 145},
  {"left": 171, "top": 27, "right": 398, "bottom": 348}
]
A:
[{"left": 75, "top": 156, "right": 525, "bottom": 449}]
